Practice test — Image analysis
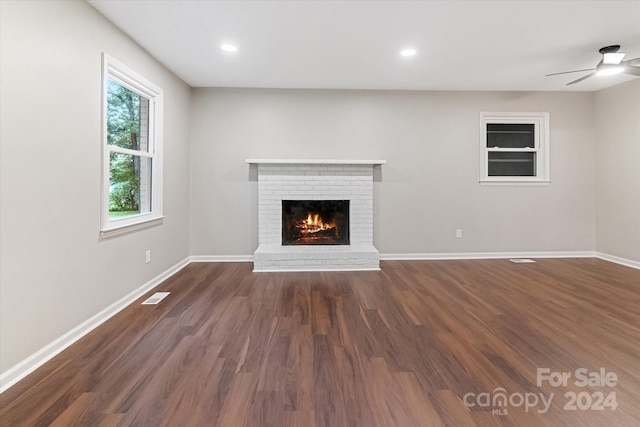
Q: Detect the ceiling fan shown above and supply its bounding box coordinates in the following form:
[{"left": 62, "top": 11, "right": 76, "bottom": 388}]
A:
[{"left": 546, "top": 45, "right": 640, "bottom": 85}]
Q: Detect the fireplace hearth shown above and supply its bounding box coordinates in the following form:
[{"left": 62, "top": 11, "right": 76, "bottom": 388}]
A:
[{"left": 282, "top": 200, "right": 349, "bottom": 245}]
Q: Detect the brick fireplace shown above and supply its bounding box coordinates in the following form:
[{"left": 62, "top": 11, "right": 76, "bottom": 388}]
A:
[{"left": 247, "top": 159, "right": 385, "bottom": 271}]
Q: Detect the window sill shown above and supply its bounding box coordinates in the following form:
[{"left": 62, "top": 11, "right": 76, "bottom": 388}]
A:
[
  {"left": 480, "top": 180, "right": 550, "bottom": 187},
  {"left": 100, "top": 215, "right": 164, "bottom": 239}
]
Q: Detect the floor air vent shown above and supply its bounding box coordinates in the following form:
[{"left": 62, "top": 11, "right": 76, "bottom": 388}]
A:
[
  {"left": 141, "top": 292, "right": 170, "bottom": 305},
  {"left": 509, "top": 259, "right": 536, "bottom": 263}
]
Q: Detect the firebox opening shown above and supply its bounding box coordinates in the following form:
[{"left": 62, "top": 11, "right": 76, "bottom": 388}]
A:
[{"left": 282, "top": 200, "right": 350, "bottom": 245}]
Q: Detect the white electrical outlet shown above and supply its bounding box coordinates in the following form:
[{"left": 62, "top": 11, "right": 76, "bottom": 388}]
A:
[
  {"left": 456, "top": 229, "right": 463, "bottom": 239},
  {"left": 145, "top": 250, "right": 151, "bottom": 263}
]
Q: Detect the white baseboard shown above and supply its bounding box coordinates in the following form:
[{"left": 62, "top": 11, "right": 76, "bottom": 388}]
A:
[
  {"left": 596, "top": 252, "right": 640, "bottom": 270},
  {"left": 191, "top": 251, "right": 600, "bottom": 263},
  {"left": 380, "top": 251, "right": 596, "bottom": 261},
  {"left": 190, "top": 255, "right": 253, "bottom": 262},
  {"left": 0, "top": 257, "right": 191, "bottom": 394}
]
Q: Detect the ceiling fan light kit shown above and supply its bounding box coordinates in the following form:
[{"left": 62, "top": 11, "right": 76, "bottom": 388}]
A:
[
  {"left": 596, "top": 64, "right": 624, "bottom": 76},
  {"left": 602, "top": 52, "right": 625, "bottom": 65},
  {"left": 546, "top": 44, "right": 640, "bottom": 85}
]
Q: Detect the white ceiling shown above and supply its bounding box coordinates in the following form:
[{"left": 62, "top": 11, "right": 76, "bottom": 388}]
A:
[{"left": 88, "top": 0, "right": 640, "bottom": 91}]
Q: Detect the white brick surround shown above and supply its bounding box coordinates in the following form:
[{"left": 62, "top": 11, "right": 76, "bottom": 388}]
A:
[{"left": 247, "top": 159, "right": 385, "bottom": 271}]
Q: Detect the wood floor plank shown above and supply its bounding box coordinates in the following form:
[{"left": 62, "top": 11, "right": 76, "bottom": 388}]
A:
[{"left": 1, "top": 259, "right": 639, "bottom": 426}]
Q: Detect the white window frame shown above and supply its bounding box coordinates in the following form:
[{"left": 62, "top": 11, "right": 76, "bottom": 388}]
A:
[
  {"left": 480, "top": 112, "right": 550, "bottom": 186},
  {"left": 101, "top": 53, "right": 164, "bottom": 238}
]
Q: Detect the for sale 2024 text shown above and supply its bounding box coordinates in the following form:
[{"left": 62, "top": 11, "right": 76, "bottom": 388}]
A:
[{"left": 537, "top": 368, "right": 618, "bottom": 411}]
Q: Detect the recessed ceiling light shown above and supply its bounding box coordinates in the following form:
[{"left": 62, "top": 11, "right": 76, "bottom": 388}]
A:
[
  {"left": 400, "top": 48, "right": 417, "bottom": 57},
  {"left": 221, "top": 43, "right": 238, "bottom": 53}
]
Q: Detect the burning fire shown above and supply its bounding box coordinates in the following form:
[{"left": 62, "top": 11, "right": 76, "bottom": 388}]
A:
[{"left": 296, "top": 211, "right": 335, "bottom": 235}]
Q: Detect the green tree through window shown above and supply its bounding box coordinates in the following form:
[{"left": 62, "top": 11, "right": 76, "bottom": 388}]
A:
[{"left": 106, "top": 80, "right": 149, "bottom": 216}]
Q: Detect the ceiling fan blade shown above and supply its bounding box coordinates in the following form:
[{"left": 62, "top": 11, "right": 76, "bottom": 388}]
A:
[
  {"left": 546, "top": 68, "right": 596, "bottom": 77},
  {"left": 623, "top": 65, "right": 640, "bottom": 76},
  {"left": 624, "top": 57, "right": 640, "bottom": 66},
  {"left": 566, "top": 72, "right": 595, "bottom": 85}
]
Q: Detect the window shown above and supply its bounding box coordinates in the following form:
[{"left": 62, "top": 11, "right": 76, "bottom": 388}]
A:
[
  {"left": 101, "top": 54, "right": 163, "bottom": 237},
  {"left": 480, "top": 112, "right": 549, "bottom": 186}
]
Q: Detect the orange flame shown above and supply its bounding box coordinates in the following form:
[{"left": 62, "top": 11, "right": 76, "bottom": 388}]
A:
[{"left": 297, "top": 211, "right": 335, "bottom": 235}]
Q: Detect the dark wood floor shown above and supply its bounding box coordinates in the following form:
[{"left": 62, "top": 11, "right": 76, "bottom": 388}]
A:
[{"left": 1, "top": 259, "right": 639, "bottom": 426}]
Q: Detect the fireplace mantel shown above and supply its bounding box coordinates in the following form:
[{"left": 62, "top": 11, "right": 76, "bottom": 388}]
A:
[
  {"left": 246, "top": 159, "right": 386, "bottom": 165},
  {"left": 250, "top": 159, "right": 384, "bottom": 272}
]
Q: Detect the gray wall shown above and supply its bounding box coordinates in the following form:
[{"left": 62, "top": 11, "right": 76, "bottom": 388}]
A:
[
  {"left": 189, "top": 88, "right": 596, "bottom": 256},
  {"left": 0, "top": 1, "right": 191, "bottom": 373},
  {"left": 595, "top": 79, "right": 640, "bottom": 261}
]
